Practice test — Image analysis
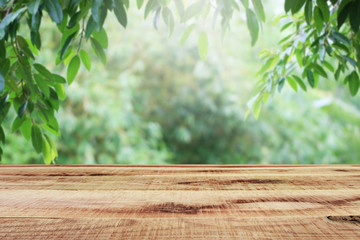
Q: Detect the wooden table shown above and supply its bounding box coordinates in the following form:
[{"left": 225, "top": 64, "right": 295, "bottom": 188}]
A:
[{"left": 0, "top": 165, "right": 360, "bottom": 239}]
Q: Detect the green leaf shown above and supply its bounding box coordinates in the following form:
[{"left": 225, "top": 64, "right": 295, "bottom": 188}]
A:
[
  {"left": 17, "top": 100, "right": 28, "bottom": 118},
  {"left": 331, "top": 32, "right": 351, "bottom": 45},
  {"left": 312, "top": 63, "right": 327, "bottom": 78},
  {"left": 92, "top": 28, "right": 108, "bottom": 49},
  {"left": 33, "top": 63, "right": 54, "bottom": 82},
  {"left": 246, "top": 8, "right": 259, "bottom": 46},
  {"left": 54, "top": 83, "right": 66, "bottom": 100},
  {"left": 316, "top": 0, "right": 329, "bottom": 22},
  {"left": 31, "top": 124, "right": 43, "bottom": 153},
  {"left": 80, "top": 50, "right": 91, "bottom": 71},
  {"left": 0, "top": 70, "right": 4, "bottom": 93},
  {"left": 67, "top": 55, "right": 80, "bottom": 85},
  {"left": 182, "top": 1, "right": 203, "bottom": 22},
  {"left": 198, "top": 32, "right": 208, "bottom": 61},
  {"left": 12, "top": 116, "right": 26, "bottom": 133},
  {"left": 306, "top": 69, "right": 315, "bottom": 87},
  {"left": 180, "top": 23, "right": 196, "bottom": 45},
  {"left": 137, "top": 0, "right": 144, "bottom": 9},
  {"left": 60, "top": 32, "right": 77, "bottom": 60},
  {"left": 349, "top": 71, "right": 359, "bottom": 96},
  {"left": 114, "top": 0, "right": 127, "bottom": 28},
  {"left": 162, "top": 7, "right": 175, "bottom": 36},
  {"left": 20, "top": 118, "right": 32, "bottom": 141},
  {"left": 28, "top": 0, "right": 41, "bottom": 15},
  {"left": 252, "top": 0, "right": 266, "bottom": 22},
  {"left": 90, "top": 37, "right": 106, "bottom": 65},
  {"left": 313, "top": 6, "right": 323, "bottom": 32},
  {"left": 286, "top": 76, "right": 298, "bottom": 92},
  {"left": 44, "top": 0, "right": 63, "bottom": 24},
  {"left": 305, "top": 0, "right": 313, "bottom": 25},
  {"left": 92, "top": 0, "right": 103, "bottom": 25},
  {"left": 52, "top": 74, "right": 67, "bottom": 84},
  {"left": 174, "top": 0, "right": 184, "bottom": 16},
  {"left": 85, "top": 17, "right": 96, "bottom": 40}
]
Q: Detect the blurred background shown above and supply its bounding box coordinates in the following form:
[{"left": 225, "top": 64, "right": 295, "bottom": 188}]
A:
[{"left": 2, "top": 1, "right": 360, "bottom": 164}]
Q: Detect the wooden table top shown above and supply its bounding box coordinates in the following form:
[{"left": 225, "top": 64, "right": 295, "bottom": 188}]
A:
[{"left": 0, "top": 165, "right": 360, "bottom": 239}]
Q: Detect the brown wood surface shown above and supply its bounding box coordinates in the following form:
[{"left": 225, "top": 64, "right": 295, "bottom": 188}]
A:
[{"left": 0, "top": 165, "right": 360, "bottom": 239}]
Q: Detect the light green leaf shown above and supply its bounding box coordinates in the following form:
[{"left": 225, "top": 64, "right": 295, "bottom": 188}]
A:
[
  {"left": 137, "top": 0, "right": 144, "bottom": 9},
  {"left": 198, "top": 32, "right": 208, "bottom": 61},
  {"left": 180, "top": 23, "right": 196, "bottom": 45},
  {"left": 252, "top": 0, "right": 266, "bottom": 22},
  {"left": 80, "top": 50, "right": 91, "bottom": 71},
  {"left": 286, "top": 76, "right": 298, "bottom": 92},
  {"left": 246, "top": 8, "right": 259, "bottom": 46}
]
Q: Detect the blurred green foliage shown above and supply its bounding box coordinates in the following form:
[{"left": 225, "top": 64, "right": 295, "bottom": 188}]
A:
[{"left": 2, "top": 4, "right": 359, "bottom": 164}]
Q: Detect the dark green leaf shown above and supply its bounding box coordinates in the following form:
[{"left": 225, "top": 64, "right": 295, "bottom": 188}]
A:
[
  {"left": 85, "top": 17, "right": 96, "bottom": 39},
  {"left": 291, "top": 0, "right": 306, "bottom": 14},
  {"left": 331, "top": 32, "right": 351, "bottom": 45},
  {"left": 114, "top": 0, "right": 127, "bottom": 28},
  {"left": 305, "top": 0, "right": 312, "bottom": 25},
  {"left": 312, "top": 63, "right": 327, "bottom": 78},
  {"left": 60, "top": 32, "right": 76, "bottom": 60},
  {"left": 91, "top": 0, "right": 103, "bottom": 25},
  {"left": 17, "top": 100, "right": 28, "bottom": 118},
  {"left": 0, "top": 126, "right": 4, "bottom": 144},
  {"left": 33, "top": 63, "right": 54, "bottom": 82},
  {"left": 337, "top": 0, "right": 352, "bottom": 30},
  {"left": 90, "top": 37, "right": 106, "bottom": 65},
  {"left": 34, "top": 74, "right": 50, "bottom": 98},
  {"left": 44, "top": 0, "right": 63, "bottom": 24},
  {"left": 306, "top": 69, "right": 315, "bottom": 87},
  {"left": 28, "top": 0, "right": 41, "bottom": 15},
  {"left": 0, "top": 70, "right": 4, "bottom": 93},
  {"left": 349, "top": 1, "right": 360, "bottom": 32}
]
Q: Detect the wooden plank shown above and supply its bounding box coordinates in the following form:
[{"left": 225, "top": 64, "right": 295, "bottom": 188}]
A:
[{"left": 0, "top": 165, "right": 360, "bottom": 239}]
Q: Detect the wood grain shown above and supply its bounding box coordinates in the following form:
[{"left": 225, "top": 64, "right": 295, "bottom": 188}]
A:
[{"left": 0, "top": 165, "right": 360, "bottom": 239}]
